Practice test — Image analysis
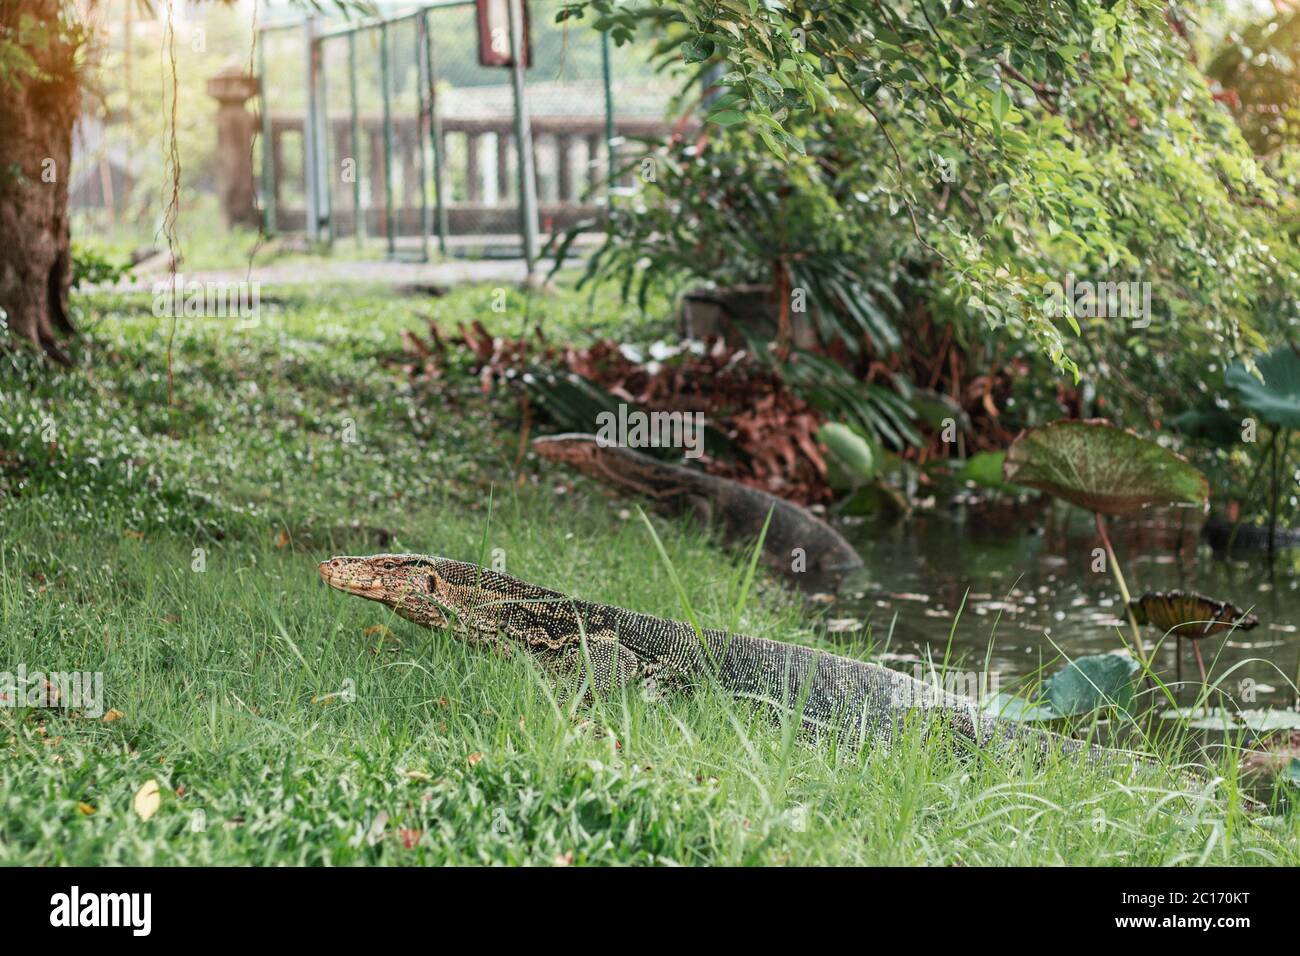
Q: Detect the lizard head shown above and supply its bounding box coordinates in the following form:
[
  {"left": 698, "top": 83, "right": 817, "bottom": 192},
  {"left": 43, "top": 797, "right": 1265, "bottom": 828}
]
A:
[
  {"left": 319, "top": 554, "right": 459, "bottom": 629},
  {"left": 319, "top": 554, "right": 526, "bottom": 639}
]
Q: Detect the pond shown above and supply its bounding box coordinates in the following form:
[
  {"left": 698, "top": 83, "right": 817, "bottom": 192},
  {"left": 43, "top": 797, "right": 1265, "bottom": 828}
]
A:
[{"left": 829, "top": 500, "right": 1300, "bottom": 716}]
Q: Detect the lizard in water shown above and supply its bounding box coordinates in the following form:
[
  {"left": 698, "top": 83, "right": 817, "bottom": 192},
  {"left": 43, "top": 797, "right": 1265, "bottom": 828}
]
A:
[
  {"left": 320, "top": 553, "right": 1125, "bottom": 765},
  {"left": 532, "top": 433, "right": 864, "bottom": 580}
]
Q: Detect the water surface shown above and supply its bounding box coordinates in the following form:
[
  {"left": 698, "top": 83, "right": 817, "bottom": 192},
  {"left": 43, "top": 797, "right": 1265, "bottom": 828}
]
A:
[{"left": 832, "top": 501, "right": 1300, "bottom": 714}]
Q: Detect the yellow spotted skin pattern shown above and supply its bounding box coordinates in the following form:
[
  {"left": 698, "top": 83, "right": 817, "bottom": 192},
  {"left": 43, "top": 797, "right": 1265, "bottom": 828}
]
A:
[{"left": 319, "top": 554, "right": 1110, "bottom": 761}]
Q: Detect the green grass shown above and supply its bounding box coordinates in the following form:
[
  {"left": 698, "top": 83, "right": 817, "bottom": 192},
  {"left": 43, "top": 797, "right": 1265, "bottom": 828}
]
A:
[{"left": 1, "top": 282, "right": 1296, "bottom": 865}]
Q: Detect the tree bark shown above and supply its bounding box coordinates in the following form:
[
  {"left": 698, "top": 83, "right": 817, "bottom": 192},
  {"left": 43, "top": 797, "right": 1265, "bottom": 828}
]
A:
[{"left": 0, "top": 0, "right": 84, "bottom": 365}]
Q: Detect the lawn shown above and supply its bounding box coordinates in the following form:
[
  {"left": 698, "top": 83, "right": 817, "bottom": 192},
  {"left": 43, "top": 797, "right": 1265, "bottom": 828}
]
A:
[{"left": 1, "top": 283, "right": 1296, "bottom": 865}]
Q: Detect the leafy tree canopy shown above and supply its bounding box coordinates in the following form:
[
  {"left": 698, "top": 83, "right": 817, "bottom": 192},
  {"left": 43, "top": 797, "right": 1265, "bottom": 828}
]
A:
[{"left": 561, "top": 1, "right": 1299, "bottom": 380}]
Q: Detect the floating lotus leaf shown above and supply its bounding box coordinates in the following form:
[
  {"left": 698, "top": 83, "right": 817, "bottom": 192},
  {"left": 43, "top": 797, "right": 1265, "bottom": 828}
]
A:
[
  {"left": 1129, "top": 590, "right": 1259, "bottom": 638},
  {"left": 1226, "top": 346, "right": 1300, "bottom": 430},
  {"left": 1002, "top": 419, "right": 1208, "bottom": 516},
  {"left": 1042, "top": 653, "right": 1139, "bottom": 717}
]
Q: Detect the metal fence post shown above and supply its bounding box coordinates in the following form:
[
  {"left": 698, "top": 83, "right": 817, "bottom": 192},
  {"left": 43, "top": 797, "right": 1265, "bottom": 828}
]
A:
[
  {"left": 414, "top": 16, "right": 431, "bottom": 263},
  {"left": 317, "top": 34, "right": 333, "bottom": 246},
  {"left": 507, "top": 0, "right": 539, "bottom": 277},
  {"left": 601, "top": 29, "right": 615, "bottom": 190},
  {"left": 347, "top": 30, "right": 364, "bottom": 246},
  {"left": 423, "top": 9, "right": 449, "bottom": 257},
  {"left": 257, "top": 25, "right": 276, "bottom": 233},
  {"left": 379, "top": 20, "right": 396, "bottom": 259},
  {"left": 303, "top": 13, "right": 321, "bottom": 242}
]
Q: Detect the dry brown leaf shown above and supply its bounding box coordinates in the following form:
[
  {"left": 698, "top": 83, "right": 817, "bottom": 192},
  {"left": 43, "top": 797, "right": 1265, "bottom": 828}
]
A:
[
  {"left": 133, "top": 780, "right": 161, "bottom": 821},
  {"left": 101, "top": 709, "right": 124, "bottom": 723}
]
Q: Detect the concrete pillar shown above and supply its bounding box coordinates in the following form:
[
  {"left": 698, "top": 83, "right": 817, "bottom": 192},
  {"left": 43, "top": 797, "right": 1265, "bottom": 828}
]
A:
[{"left": 206, "top": 60, "right": 260, "bottom": 229}]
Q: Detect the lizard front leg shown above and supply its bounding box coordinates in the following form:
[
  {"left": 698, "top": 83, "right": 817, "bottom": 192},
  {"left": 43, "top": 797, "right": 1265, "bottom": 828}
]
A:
[
  {"left": 580, "top": 634, "right": 641, "bottom": 693},
  {"left": 550, "top": 634, "right": 642, "bottom": 696}
]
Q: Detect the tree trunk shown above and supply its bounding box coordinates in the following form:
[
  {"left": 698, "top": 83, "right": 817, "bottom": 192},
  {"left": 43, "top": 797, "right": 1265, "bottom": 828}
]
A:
[{"left": 0, "top": 0, "right": 84, "bottom": 365}]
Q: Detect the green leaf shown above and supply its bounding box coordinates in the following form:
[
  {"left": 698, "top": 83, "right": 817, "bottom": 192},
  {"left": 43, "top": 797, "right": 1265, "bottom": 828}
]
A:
[
  {"left": 819, "top": 422, "right": 877, "bottom": 485},
  {"left": 1226, "top": 346, "right": 1300, "bottom": 430},
  {"left": 1002, "top": 419, "right": 1209, "bottom": 516},
  {"left": 1043, "top": 653, "right": 1138, "bottom": 717},
  {"left": 958, "top": 451, "right": 1030, "bottom": 495},
  {"left": 1168, "top": 407, "right": 1243, "bottom": 446},
  {"left": 706, "top": 109, "right": 747, "bottom": 127},
  {"left": 992, "top": 88, "right": 1011, "bottom": 125},
  {"left": 681, "top": 37, "right": 715, "bottom": 63}
]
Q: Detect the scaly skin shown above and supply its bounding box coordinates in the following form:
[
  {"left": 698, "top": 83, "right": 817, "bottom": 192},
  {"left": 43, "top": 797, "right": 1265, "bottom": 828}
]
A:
[
  {"left": 319, "top": 553, "right": 1119, "bottom": 763},
  {"left": 532, "top": 434, "right": 865, "bottom": 579}
]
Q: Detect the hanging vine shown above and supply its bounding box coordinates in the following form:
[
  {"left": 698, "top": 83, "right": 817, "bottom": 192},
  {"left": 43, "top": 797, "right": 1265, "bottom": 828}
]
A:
[{"left": 161, "top": 0, "right": 180, "bottom": 407}]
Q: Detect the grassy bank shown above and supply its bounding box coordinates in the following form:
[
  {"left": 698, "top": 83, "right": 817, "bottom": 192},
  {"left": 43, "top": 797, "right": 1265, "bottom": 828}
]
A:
[{"left": 1, "top": 284, "right": 1296, "bottom": 865}]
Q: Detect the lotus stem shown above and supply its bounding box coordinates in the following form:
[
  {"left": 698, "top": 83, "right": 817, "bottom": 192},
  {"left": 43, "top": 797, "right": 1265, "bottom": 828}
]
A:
[
  {"left": 1269, "top": 429, "right": 1280, "bottom": 561},
  {"left": 1095, "top": 512, "right": 1148, "bottom": 668},
  {"left": 1227, "top": 428, "right": 1278, "bottom": 553}
]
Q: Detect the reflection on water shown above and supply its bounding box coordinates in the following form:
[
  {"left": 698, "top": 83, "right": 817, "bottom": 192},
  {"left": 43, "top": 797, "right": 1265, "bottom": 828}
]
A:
[{"left": 832, "top": 500, "right": 1300, "bottom": 712}]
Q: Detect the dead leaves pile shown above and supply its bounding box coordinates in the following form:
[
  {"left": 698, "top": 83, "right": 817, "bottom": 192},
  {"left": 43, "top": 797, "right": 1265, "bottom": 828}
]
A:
[{"left": 403, "top": 320, "right": 833, "bottom": 503}]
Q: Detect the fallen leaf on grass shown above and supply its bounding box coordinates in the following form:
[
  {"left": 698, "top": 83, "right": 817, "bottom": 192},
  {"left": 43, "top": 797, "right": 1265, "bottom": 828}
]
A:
[
  {"left": 133, "top": 780, "right": 161, "bottom": 821},
  {"left": 467, "top": 752, "right": 482, "bottom": 766},
  {"left": 363, "top": 624, "right": 393, "bottom": 638},
  {"left": 275, "top": 529, "right": 290, "bottom": 549},
  {"left": 399, "top": 829, "right": 422, "bottom": 849},
  {"left": 404, "top": 770, "right": 432, "bottom": 782},
  {"left": 77, "top": 802, "right": 96, "bottom": 816},
  {"left": 101, "top": 709, "right": 124, "bottom": 723}
]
